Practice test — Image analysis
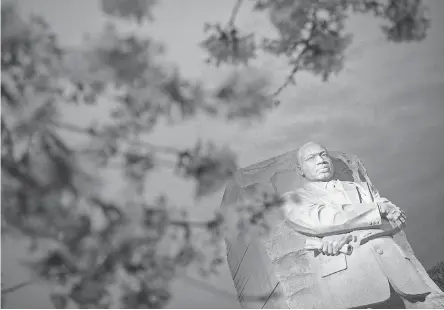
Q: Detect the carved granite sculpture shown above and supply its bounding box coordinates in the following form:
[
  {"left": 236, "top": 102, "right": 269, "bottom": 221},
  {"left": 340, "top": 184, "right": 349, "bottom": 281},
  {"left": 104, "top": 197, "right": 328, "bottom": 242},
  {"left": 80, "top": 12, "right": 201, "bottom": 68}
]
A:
[{"left": 220, "top": 146, "right": 443, "bottom": 308}]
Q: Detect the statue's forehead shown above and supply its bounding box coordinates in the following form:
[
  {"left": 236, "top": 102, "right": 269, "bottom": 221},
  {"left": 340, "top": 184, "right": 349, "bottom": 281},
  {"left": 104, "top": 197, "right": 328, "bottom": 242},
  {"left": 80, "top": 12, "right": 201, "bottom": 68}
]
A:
[{"left": 300, "top": 144, "right": 327, "bottom": 158}]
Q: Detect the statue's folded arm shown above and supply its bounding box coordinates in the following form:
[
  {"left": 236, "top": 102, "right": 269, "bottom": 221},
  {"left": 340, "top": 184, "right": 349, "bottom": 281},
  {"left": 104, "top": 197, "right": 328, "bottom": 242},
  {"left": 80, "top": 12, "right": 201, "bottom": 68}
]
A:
[{"left": 283, "top": 194, "right": 382, "bottom": 237}]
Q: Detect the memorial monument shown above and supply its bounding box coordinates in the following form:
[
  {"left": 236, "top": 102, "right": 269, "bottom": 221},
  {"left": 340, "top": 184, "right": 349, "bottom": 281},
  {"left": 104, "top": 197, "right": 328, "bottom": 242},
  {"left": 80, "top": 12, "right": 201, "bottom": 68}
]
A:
[{"left": 220, "top": 144, "right": 444, "bottom": 308}]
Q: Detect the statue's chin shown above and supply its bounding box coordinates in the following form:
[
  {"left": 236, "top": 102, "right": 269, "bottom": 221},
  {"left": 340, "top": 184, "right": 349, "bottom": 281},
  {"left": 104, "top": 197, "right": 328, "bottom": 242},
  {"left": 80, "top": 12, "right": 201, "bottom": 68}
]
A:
[
  {"left": 304, "top": 174, "right": 333, "bottom": 182},
  {"left": 316, "top": 173, "right": 334, "bottom": 182}
]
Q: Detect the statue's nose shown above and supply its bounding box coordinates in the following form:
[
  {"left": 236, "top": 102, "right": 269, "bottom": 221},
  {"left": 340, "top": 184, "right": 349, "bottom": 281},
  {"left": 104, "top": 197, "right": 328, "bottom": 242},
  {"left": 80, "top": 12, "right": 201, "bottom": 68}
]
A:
[{"left": 315, "top": 155, "right": 325, "bottom": 163}]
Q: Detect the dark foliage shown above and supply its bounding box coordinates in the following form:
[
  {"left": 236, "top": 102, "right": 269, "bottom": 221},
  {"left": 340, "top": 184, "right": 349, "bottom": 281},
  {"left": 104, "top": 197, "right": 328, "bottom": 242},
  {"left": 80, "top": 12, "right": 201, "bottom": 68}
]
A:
[{"left": 428, "top": 261, "right": 444, "bottom": 292}]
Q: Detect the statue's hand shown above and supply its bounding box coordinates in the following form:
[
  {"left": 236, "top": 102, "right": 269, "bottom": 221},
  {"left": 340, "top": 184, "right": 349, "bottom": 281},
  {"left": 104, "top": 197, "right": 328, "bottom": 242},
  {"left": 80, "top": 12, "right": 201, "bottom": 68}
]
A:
[
  {"left": 320, "top": 234, "right": 355, "bottom": 256},
  {"left": 378, "top": 201, "right": 407, "bottom": 229}
]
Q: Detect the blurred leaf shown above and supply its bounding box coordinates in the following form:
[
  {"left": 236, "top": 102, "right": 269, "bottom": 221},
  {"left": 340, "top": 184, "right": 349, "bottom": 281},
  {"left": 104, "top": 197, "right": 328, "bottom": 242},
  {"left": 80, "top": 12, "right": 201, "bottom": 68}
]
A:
[
  {"left": 174, "top": 243, "right": 196, "bottom": 267},
  {"left": 177, "top": 142, "right": 237, "bottom": 197},
  {"left": 22, "top": 250, "right": 78, "bottom": 284},
  {"left": 70, "top": 278, "right": 108, "bottom": 306},
  {"left": 1, "top": 2, "right": 65, "bottom": 109},
  {"left": 85, "top": 24, "right": 162, "bottom": 87},
  {"left": 162, "top": 68, "right": 202, "bottom": 119},
  {"left": 214, "top": 68, "right": 275, "bottom": 121},
  {"left": 142, "top": 206, "right": 168, "bottom": 241},
  {"left": 101, "top": 0, "right": 158, "bottom": 23},
  {"left": 121, "top": 282, "right": 170, "bottom": 308},
  {"left": 200, "top": 24, "right": 257, "bottom": 66},
  {"left": 50, "top": 293, "right": 69, "bottom": 309},
  {"left": 123, "top": 150, "right": 155, "bottom": 193},
  {"left": 380, "top": 0, "right": 430, "bottom": 42}
]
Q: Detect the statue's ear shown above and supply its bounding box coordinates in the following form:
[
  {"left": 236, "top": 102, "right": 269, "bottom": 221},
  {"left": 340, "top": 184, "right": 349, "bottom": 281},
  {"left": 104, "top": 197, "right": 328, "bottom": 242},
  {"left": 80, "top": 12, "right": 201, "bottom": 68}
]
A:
[{"left": 296, "top": 163, "right": 304, "bottom": 177}]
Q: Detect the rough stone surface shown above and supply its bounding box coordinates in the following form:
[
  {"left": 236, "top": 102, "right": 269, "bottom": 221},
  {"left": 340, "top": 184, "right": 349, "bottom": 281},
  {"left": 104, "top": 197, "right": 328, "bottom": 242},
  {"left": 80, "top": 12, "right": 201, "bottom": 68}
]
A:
[{"left": 220, "top": 149, "right": 442, "bottom": 308}]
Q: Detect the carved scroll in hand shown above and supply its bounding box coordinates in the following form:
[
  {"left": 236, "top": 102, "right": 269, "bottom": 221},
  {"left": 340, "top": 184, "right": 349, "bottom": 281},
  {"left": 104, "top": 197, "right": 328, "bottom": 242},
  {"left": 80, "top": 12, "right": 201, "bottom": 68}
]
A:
[{"left": 304, "top": 239, "right": 353, "bottom": 255}]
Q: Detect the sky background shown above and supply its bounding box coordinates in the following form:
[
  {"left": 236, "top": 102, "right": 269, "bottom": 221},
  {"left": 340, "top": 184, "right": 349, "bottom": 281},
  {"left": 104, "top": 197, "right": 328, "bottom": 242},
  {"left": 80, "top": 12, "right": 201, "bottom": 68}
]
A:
[{"left": 2, "top": 0, "right": 444, "bottom": 308}]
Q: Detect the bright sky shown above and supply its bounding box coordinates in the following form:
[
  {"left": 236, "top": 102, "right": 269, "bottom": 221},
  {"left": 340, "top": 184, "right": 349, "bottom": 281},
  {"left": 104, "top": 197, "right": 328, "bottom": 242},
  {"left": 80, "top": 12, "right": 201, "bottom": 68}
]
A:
[{"left": 3, "top": 0, "right": 444, "bottom": 308}]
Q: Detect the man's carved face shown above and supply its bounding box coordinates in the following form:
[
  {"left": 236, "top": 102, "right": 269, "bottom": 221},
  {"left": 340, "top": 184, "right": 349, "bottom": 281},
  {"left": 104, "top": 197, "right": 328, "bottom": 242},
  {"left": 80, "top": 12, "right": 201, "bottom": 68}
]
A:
[{"left": 298, "top": 142, "right": 334, "bottom": 182}]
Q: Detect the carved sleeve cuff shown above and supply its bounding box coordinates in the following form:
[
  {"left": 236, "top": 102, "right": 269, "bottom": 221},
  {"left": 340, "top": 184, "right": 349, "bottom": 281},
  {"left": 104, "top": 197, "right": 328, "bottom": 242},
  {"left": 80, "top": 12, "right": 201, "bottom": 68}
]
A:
[{"left": 350, "top": 202, "right": 382, "bottom": 227}]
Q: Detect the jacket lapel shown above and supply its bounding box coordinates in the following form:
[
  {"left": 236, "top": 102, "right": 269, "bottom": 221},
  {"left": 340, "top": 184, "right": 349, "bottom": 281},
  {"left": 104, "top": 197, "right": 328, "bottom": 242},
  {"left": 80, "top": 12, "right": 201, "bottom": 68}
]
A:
[
  {"left": 303, "top": 182, "right": 343, "bottom": 209},
  {"left": 341, "top": 182, "right": 362, "bottom": 203}
]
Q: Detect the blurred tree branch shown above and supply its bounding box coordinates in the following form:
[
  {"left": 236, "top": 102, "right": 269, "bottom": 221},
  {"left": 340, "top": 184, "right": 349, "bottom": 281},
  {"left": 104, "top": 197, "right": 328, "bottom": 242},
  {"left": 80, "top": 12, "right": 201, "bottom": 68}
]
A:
[
  {"left": 1, "top": 279, "right": 37, "bottom": 295},
  {"left": 227, "top": 0, "right": 245, "bottom": 27},
  {"left": 51, "top": 121, "right": 181, "bottom": 155},
  {"left": 201, "top": 0, "right": 430, "bottom": 98}
]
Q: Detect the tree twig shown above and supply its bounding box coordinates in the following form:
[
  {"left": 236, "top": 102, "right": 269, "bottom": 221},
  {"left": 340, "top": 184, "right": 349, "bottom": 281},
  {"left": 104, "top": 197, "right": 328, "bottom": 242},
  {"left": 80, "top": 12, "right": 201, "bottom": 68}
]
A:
[
  {"left": 1, "top": 279, "right": 37, "bottom": 295},
  {"left": 170, "top": 218, "right": 216, "bottom": 229},
  {"left": 270, "top": 45, "right": 309, "bottom": 97},
  {"left": 227, "top": 0, "right": 245, "bottom": 27},
  {"left": 50, "top": 121, "right": 181, "bottom": 155},
  {"left": 270, "top": 6, "right": 318, "bottom": 98}
]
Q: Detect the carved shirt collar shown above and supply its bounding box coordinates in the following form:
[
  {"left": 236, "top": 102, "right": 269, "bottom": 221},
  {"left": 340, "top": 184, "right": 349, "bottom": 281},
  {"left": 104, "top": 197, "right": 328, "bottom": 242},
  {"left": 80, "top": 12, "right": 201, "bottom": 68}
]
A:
[{"left": 303, "top": 179, "right": 342, "bottom": 191}]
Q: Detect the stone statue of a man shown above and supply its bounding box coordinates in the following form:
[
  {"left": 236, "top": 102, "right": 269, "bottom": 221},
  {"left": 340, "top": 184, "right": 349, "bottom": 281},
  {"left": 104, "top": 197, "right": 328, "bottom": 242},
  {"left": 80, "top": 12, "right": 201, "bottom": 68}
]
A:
[
  {"left": 282, "top": 141, "right": 443, "bottom": 308},
  {"left": 222, "top": 143, "right": 443, "bottom": 308}
]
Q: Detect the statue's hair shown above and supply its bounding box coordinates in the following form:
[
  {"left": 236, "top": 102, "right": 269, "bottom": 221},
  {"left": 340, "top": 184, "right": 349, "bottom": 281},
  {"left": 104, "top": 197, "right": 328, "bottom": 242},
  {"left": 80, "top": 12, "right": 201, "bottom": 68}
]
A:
[{"left": 296, "top": 141, "right": 328, "bottom": 166}]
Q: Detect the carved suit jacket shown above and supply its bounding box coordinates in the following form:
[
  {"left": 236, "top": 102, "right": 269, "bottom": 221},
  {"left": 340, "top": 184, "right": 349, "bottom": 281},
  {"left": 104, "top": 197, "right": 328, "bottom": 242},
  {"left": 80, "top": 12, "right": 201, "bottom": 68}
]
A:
[{"left": 281, "top": 180, "right": 434, "bottom": 308}]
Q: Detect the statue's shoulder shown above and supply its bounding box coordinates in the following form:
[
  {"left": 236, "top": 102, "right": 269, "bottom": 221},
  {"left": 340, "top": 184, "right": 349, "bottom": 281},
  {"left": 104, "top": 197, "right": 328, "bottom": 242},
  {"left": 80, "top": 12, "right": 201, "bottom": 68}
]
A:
[{"left": 281, "top": 188, "right": 312, "bottom": 205}]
